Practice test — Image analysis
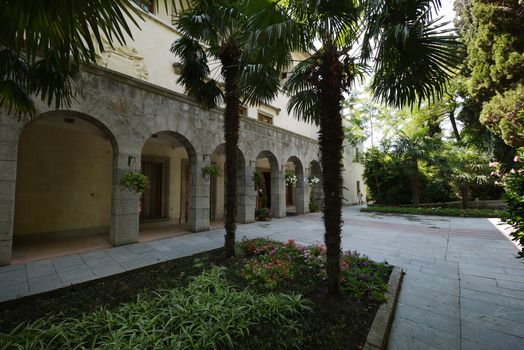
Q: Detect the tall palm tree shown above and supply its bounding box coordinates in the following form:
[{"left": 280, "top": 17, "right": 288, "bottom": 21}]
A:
[
  {"left": 446, "top": 146, "right": 490, "bottom": 209},
  {"left": 248, "top": 0, "right": 461, "bottom": 296},
  {"left": 394, "top": 131, "right": 441, "bottom": 206},
  {"left": 171, "top": 0, "right": 285, "bottom": 258},
  {"left": 1, "top": 0, "right": 142, "bottom": 120}
]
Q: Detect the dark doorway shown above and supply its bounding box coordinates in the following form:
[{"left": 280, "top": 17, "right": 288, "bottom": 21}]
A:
[{"left": 140, "top": 161, "right": 165, "bottom": 220}]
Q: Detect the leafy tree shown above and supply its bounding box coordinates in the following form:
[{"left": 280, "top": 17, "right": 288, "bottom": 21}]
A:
[
  {"left": 445, "top": 146, "right": 490, "bottom": 208},
  {"left": 250, "top": 0, "right": 461, "bottom": 296},
  {"left": 0, "top": 0, "right": 141, "bottom": 119},
  {"left": 454, "top": 0, "right": 524, "bottom": 147},
  {"left": 394, "top": 131, "right": 443, "bottom": 206},
  {"left": 172, "top": 0, "right": 284, "bottom": 258}
]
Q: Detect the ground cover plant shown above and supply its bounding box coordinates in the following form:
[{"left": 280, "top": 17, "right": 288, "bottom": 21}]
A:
[
  {"left": 0, "top": 239, "right": 391, "bottom": 349},
  {"left": 361, "top": 205, "right": 502, "bottom": 218}
]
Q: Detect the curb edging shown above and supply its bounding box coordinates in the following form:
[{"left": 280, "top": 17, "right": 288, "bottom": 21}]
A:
[{"left": 363, "top": 266, "right": 404, "bottom": 350}]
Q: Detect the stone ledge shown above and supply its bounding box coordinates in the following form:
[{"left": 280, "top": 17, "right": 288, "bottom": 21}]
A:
[{"left": 363, "top": 266, "right": 404, "bottom": 350}]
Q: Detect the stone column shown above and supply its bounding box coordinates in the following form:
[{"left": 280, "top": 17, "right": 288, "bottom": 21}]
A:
[
  {"left": 0, "top": 116, "right": 21, "bottom": 266},
  {"left": 110, "top": 152, "right": 140, "bottom": 245},
  {"left": 271, "top": 170, "right": 286, "bottom": 218},
  {"left": 294, "top": 177, "right": 308, "bottom": 214},
  {"left": 188, "top": 154, "right": 210, "bottom": 232},
  {"left": 237, "top": 164, "right": 255, "bottom": 223}
]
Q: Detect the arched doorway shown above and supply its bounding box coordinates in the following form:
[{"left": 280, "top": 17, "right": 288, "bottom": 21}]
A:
[
  {"left": 209, "top": 144, "right": 246, "bottom": 225},
  {"left": 285, "top": 156, "right": 305, "bottom": 215},
  {"left": 139, "top": 131, "right": 196, "bottom": 238},
  {"left": 255, "top": 151, "right": 284, "bottom": 218},
  {"left": 309, "top": 160, "right": 323, "bottom": 212},
  {"left": 13, "top": 112, "right": 116, "bottom": 263}
]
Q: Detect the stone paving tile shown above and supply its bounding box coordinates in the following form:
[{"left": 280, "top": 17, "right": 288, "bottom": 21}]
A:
[
  {"left": 26, "top": 260, "right": 56, "bottom": 279},
  {"left": 90, "top": 263, "right": 125, "bottom": 278},
  {"left": 395, "top": 303, "right": 461, "bottom": 337},
  {"left": 0, "top": 268, "right": 28, "bottom": 287},
  {"left": 52, "top": 254, "right": 84, "bottom": 269},
  {"left": 0, "top": 281, "right": 29, "bottom": 302},
  {"left": 28, "top": 274, "right": 63, "bottom": 294},
  {"left": 461, "top": 320, "right": 523, "bottom": 350},
  {"left": 80, "top": 250, "right": 110, "bottom": 261},
  {"left": 56, "top": 264, "right": 95, "bottom": 284},
  {"left": 388, "top": 316, "right": 460, "bottom": 350}
]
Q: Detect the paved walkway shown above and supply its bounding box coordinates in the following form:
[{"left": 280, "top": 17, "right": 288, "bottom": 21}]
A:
[{"left": 1, "top": 206, "right": 523, "bottom": 349}]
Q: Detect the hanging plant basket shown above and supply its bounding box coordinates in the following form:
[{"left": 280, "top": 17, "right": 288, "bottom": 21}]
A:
[
  {"left": 202, "top": 164, "right": 220, "bottom": 178},
  {"left": 285, "top": 171, "right": 298, "bottom": 186},
  {"left": 120, "top": 171, "right": 148, "bottom": 193}
]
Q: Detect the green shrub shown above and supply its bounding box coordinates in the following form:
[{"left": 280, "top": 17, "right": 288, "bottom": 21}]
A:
[
  {"left": 255, "top": 207, "right": 271, "bottom": 221},
  {"left": 497, "top": 152, "right": 524, "bottom": 258},
  {"left": 0, "top": 267, "right": 310, "bottom": 350},
  {"left": 361, "top": 205, "right": 501, "bottom": 218}
]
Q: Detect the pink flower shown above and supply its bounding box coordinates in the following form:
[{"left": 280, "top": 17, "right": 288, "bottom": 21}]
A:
[
  {"left": 511, "top": 169, "right": 516, "bottom": 174},
  {"left": 489, "top": 161, "right": 500, "bottom": 168},
  {"left": 514, "top": 156, "right": 521, "bottom": 162},
  {"left": 490, "top": 171, "right": 500, "bottom": 177}
]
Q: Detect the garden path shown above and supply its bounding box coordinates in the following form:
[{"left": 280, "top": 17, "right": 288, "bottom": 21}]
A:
[{"left": 0, "top": 206, "right": 522, "bottom": 349}]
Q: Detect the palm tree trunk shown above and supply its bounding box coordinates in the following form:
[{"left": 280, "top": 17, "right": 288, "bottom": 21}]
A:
[
  {"left": 460, "top": 185, "right": 470, "bottom": 209},
  {"left": 318, "top": 46, "right": 343, "bottom": 298},
  {"left": 219, "top": 42, "right": 241, "bottom": 258},
  {"left": 449, "top": 107, "right": 461, "bottom": 142},
  {"left": 411, "top": 160, "right": 420, "bottom": 206}
]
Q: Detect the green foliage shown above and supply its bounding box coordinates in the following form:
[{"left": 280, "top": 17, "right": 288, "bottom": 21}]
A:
[
  {"left": 480, "top": 85, "right": 524, "bottom": 147},
  {"left": 0, "top": 267, "right": 310, "bottom": 350},
  {"left": 493, "top": 150, "right": 524, "bottom": 258},
  {"left": 362, "top": 206, "right": 502, "bottom": 218},
  {"left": 1, "top": 0, "right": 140, "bottom": 120},
  {"left": 455, "top": 0, "right": 524, "bottom": 148},
  {"left": 202, "top": 163, "right": 221, "bottom": 177},
  {"left": 255, "top": 207, "right": 271, "bottom": 221},
  {"left": 446, "top": 146, "right": 490, "bottom": 207},
  {"left": 119, "top": 172, "right": 148, "bottom": 193}
]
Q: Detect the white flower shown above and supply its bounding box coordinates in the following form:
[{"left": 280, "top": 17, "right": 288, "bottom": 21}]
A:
[{"left": 307, "top": 176, "right": 320, "bottom": 185}]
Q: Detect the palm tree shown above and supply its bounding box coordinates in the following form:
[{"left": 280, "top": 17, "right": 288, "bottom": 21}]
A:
[
  {"left": 248, "top": 0, "right": 461, "bottom": 296},
  {"left": 171, "top": 0, "right": 285, "bottom": 258},
  {"left": 1, "top": 0, "right": 142, "bottom": 120},
  {"left": 446, "top": 147, "right": 490, "bottom": 209},
  {"left": 394, "top": 131, "right": 441, "bottom": 206}
]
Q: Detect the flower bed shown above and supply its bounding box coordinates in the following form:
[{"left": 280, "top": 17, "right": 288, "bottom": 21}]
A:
[{"left": 0, "top": 240, "right": 391, "bottom": 349}]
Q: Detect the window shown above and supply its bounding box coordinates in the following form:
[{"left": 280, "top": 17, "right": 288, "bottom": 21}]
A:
[
  {"left": 258, "top": 112, "right": 273, "bottom": 125},
  {"left": 239, "top": 106, "right": 247, "bottom": 116},
  {"left": 132, "top": 0, "right": 156, "bottom": 14}
]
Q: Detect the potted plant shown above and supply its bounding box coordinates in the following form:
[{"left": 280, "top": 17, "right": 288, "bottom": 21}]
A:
[
  {"left": 255, "top": 207, "right": 271, "bottom": 221},
  {"left": 120, "top": 171, "right": 148, "bottom": 193},
  {"left": 202, "top": 163, "right": 221, "bottom": 178}
]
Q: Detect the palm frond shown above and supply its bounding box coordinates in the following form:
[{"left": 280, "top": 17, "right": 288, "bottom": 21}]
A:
[
  {"left": 238, "top": 64, "right": 280, "bottom": 106},
  {"left": 369, "top": 4, "right": 463, "bottom": 108},
  {"left": 287, "top": 89, "right": 320, "bottom": 125}
]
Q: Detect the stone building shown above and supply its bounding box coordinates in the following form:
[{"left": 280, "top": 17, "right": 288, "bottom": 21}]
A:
[{"left": 0, "top": 2, "right": 365, "bottom": 266}]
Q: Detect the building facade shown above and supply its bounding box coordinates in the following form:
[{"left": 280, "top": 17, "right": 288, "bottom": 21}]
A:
[{"left": 0, "top": 3, "right": 364, "bottom": 265}]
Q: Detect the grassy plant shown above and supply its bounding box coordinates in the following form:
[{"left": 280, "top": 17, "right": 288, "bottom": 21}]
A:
[
  {"left": 0, "top": 267, "right": 310, "bottom": 350},
  {"left": 361, "top": 205, "right": 501, "bottom": 218}
]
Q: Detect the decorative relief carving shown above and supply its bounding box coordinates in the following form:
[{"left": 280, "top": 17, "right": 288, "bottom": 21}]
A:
[{"left": 95, "top": 38, "right": 149, "bottom": 81}]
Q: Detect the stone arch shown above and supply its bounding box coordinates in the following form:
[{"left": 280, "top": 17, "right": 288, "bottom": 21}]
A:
[
  {"left": 139, "top": 130, "right": 197, "bottom": 230},
  {"left": 13, "top": 110, "right": 119, "bottom": 261},
  {"left": 255, "top": 150, "right": 285, "bottom": 218},
  {"left": 285, "top": 155, "right": 306, "bottom": 215}
]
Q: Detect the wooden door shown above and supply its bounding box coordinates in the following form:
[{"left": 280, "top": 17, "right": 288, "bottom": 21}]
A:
[{"left": 140, "top": 161, "right": 164, "bottom": 220}]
